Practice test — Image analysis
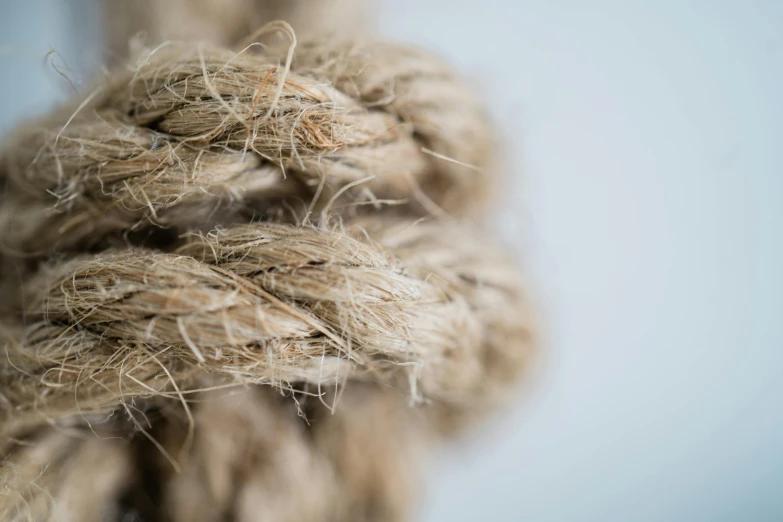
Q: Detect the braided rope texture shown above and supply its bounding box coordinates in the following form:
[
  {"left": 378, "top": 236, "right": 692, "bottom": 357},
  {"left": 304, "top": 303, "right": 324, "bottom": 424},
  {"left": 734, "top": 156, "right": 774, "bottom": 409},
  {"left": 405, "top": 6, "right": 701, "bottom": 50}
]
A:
[{"left": 0, "top": 21, "right": 534, "bottom": 522}]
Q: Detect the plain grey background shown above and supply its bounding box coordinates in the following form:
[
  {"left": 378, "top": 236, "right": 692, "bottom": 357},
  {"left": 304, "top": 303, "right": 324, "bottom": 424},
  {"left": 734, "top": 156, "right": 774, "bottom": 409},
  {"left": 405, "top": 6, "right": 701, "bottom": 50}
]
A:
[{"left": 1, "top": 1, "right": 781, "bottom": 521}]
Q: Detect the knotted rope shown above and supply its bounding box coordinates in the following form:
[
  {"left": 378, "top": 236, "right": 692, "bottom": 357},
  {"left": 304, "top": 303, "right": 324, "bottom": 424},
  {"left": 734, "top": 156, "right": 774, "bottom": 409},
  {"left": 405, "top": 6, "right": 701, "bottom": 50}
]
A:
[{"left": 0, "top": 15, "right": 534, "bottom": 522}]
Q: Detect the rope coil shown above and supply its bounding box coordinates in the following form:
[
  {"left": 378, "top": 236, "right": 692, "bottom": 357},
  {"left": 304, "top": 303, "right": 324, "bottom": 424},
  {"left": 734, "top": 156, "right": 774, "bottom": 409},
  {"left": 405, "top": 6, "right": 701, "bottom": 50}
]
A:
[{"left": 0, "top": 18, "right": 534, "bottom": 522}]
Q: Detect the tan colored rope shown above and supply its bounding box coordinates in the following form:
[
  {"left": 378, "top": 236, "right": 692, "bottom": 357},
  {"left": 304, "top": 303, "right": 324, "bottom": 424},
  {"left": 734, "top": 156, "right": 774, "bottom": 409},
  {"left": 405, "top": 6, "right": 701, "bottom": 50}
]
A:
[{"left": 0, "top": 18, "right": 533, "bottom": 522}]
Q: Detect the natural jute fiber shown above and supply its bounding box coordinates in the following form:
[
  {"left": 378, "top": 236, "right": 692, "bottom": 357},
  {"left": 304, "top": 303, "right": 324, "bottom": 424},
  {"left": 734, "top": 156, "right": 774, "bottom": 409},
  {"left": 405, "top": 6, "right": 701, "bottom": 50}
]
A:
[
  {"left": 0, "top": 17, "right": 535, "bottom": 522},
  {"left": 105, "top": 0, "right": 373, "bottom": 61}
]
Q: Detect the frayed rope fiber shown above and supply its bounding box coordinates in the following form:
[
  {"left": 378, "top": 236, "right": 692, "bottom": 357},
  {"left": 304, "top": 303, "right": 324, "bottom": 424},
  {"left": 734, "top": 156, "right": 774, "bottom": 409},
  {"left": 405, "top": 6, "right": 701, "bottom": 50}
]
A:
[{"left": 0, "top": 18, "right": 535, "bottom": 522}]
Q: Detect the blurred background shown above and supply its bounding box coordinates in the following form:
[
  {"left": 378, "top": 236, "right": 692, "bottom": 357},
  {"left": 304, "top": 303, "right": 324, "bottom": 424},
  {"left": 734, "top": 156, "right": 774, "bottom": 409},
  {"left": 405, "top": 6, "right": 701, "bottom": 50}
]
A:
[{"left": 1, "top": 1, "right": 781, "bottom": 521}]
